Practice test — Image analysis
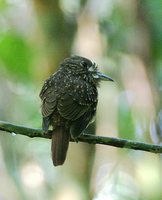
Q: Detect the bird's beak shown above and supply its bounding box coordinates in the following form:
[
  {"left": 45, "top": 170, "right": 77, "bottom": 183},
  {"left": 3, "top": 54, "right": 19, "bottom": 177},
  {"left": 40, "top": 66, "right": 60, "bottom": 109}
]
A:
[{"left": 94, "top": 72, "right": 114, "bottom": 81}]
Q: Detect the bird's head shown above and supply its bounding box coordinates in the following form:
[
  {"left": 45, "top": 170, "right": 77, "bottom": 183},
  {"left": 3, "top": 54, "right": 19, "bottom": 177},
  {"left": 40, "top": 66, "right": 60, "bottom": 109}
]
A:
[{"left": 60, "top": 55, "right": 114, "bottom": 85}]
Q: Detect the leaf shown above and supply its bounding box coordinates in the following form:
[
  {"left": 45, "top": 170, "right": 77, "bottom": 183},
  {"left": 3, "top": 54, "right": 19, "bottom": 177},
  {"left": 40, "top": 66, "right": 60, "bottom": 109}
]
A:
[{"left": 0, "top": 32, "right": 32, "bottom": 81}]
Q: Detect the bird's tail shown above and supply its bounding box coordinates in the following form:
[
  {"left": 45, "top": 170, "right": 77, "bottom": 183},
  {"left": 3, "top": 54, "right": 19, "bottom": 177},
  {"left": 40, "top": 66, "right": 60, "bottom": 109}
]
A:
[{"left": 51, "top": 127, "right": 70, "bottom": 166}]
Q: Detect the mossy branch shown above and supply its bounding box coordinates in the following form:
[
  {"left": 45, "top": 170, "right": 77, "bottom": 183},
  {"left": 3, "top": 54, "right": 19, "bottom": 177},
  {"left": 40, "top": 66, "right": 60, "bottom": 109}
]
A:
[{"left": 0, "top": 120, "right": 161, "bottom": 153}]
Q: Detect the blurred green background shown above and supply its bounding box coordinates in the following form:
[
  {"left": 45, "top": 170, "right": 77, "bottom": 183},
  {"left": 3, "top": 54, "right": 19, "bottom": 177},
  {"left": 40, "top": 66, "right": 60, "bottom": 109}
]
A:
[{"left": 0, "top": 0, "right": 161, "bottom": 200}]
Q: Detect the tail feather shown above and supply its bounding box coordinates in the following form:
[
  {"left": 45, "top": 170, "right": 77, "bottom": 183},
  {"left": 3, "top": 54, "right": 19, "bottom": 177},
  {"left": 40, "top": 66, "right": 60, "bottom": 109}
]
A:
[{"left": 51, "top": 127, "right": 70, "bottom": 166}]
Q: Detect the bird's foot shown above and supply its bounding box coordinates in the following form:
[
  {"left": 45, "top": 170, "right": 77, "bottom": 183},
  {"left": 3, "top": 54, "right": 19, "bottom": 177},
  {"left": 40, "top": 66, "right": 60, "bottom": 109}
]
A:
[
  {"left": 71, "top": 135, "right": 79, "bottom": 143},
  {"left": 42, "top": 130, "right": 52, "bottom": 138}
]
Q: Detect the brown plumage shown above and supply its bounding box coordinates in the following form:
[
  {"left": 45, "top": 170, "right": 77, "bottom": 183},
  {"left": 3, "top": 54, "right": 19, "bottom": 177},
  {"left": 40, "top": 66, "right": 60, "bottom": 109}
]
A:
[{"left": 39, "top": 56, "right": 113, "bottom": 166}]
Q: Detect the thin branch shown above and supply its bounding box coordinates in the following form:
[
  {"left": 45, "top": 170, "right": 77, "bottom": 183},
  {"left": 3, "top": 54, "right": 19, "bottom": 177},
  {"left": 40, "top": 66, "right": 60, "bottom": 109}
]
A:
[{"left": 0, "top": 120, "right": 161, "bottom": 153}]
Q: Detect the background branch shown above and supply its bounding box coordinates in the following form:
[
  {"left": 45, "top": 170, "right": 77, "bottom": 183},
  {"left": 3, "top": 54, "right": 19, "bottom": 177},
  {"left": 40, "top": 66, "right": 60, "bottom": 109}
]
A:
[{"left": 0, "top": 120, "right": 161, "bottom": 153}]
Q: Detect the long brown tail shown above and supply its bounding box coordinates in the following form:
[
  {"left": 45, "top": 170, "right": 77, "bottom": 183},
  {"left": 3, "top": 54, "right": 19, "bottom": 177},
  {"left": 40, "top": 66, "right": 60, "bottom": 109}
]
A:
[{"left": 51, "top": 127, "right": 70, "bottom": 166}]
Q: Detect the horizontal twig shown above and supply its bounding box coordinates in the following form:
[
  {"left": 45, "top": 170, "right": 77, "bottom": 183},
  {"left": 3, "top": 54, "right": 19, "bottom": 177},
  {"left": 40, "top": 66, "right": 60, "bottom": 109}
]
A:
[{"left": 0, "top": 120, "right": 161, "bottom": 153}]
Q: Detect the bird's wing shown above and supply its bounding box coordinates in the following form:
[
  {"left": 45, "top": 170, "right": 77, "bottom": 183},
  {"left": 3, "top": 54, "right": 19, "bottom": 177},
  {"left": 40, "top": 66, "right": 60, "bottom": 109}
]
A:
[
  {"left": 70, "top": 106, "right": 96, "bottom": 138},
  {"left": 57, "top": 79, "right": 97, "bottom": 121},
  {"left": 57, "top": 93, "right": 89, "bottom": 121},
  {"left": 39, "top": 76, "right": 57, "bottom": 118}
]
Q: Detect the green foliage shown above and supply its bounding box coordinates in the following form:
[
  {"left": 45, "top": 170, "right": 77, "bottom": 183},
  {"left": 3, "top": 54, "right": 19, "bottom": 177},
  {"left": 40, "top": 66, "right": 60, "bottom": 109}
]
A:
[
  {"left": 118, "top": 94, "right": 135, "bottom": 139},
  {"left": 0, "top": 0, "right": 7, "bottom": 10},
  {"left": 142, "top": 0, "right": 162, "bottom": 58},
  {"left": 0, "top": 32, "right": 32, "bottom": 81}
]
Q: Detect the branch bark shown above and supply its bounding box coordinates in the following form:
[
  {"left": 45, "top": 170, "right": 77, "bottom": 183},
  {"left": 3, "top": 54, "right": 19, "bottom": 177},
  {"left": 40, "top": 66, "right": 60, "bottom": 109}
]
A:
[{"left": 0, "top": 120, "right": 161, "bottom": 153}]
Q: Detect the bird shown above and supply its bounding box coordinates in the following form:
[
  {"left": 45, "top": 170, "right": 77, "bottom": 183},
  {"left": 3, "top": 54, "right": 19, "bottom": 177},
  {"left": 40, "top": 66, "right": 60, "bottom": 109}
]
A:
[{"left": 39, "top": 55, "right": 113, "bottom": 166}]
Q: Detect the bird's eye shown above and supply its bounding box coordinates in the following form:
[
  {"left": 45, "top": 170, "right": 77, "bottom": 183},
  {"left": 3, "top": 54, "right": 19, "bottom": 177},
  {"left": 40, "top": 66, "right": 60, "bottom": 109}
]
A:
[{"left": 80, "top": 61, "right": 87, "bottom": 67}]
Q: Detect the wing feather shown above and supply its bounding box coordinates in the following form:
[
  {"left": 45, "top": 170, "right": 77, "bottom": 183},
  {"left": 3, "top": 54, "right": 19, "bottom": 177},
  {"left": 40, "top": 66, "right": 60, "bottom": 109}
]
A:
[
  {"left": 40, "top": 80, "right": 57, "bottom": 117},
  {"left": 57, "top": 93, "right": 89, "bottom": 120},
  {"left": 70, "top": 106, "right": 95, "bottom": 138}
]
